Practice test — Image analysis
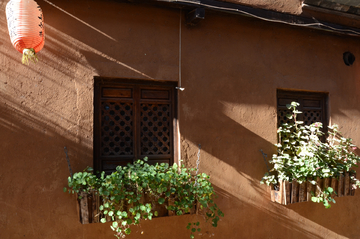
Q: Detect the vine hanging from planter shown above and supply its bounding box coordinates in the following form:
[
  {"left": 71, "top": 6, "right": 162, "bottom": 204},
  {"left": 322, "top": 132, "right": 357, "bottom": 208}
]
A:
[
  {"left": 64, "top": 158, "right": 224, "bottom": 239},
  {"left": 261, "top": 102, "right": 360, "bottom": 208}
]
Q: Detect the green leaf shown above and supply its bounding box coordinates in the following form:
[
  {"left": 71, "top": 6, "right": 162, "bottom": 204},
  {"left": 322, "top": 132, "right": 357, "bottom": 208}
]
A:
[
  {"left": 191, "top": 228, "right": 196, "bottom": 232},
  {"left": 100, "top": 218, "right": 107, "bottom": 223},
  {"left": 190, "top": 234, "right": 195, "bottom": 239},
  {"left": 292, "top": 102, "right": 300, "bottom": 107},
  {"left": 112, "top": 221, "right": 118, "bottom": 228},
  {"left": 154, "top": 211, "right": 158, "bottom": 217},
  {"left": 63, "top": 187, "right": 67, "bottom": 193},
  {"left": 158, "top": 198, "right": 165, "bottom": 205},
  {"left": 218, "top": 209, "right": 224, "bottom": 217},
  {"left": 124, "top": 228, "right": 131, "bottom": 235}
]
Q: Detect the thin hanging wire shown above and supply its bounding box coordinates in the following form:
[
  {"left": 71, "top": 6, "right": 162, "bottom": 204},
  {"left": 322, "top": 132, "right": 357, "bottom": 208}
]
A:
[
  {"left": 176, "top": 9, "right": 185, "bottom": 91},
  {"left": 170, "top": 0, "right": 360, "bottom": 36}
]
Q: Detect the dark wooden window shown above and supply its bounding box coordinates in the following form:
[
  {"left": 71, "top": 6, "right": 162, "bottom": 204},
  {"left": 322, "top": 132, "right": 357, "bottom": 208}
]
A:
[
  {"left": 277, "top": 90, "right": 328, "bottom": 129},
  {"left": 94, "top": 78, "right": 177, "bottom": 173}
]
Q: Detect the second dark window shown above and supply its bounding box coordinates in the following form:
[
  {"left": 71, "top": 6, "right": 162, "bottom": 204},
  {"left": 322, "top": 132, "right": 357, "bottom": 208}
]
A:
[{"left": 277, "top": 90, "right": 328, "bottom": 130}]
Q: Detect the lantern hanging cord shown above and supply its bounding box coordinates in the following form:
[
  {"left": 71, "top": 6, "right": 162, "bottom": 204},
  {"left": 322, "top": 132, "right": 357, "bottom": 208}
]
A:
[{"left": 22, "top": 48, "right": 38, "bottom": 65}]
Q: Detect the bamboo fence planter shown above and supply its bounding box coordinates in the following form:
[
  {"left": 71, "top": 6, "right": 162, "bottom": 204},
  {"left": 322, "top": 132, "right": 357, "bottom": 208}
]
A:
[
  {"left": 77, "top": 191, "right": 101, "bottom": 224},
  {"left": 270, "top": 172, "right": 356, "bottom": 205},
  {"left": 76, "top": 192, "right": 197, "bottom": 224}
]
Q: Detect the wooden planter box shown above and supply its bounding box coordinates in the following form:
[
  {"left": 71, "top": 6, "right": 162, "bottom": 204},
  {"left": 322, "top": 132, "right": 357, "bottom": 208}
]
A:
[
  {"left": 270, "top": 172, "right": 356, "bottom": 205},
  {"left": 77, "top": 191, "right": 102, "bottom": 224},
  {"left": 76, "top": 192, "right": 197, "bottom": 224}
]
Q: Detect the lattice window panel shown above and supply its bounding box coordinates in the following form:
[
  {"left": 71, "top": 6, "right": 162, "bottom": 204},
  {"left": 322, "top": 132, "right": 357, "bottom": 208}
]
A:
[
  {"left": 101, "top": 102, "right": 133, "bottom": 156},
  {"left": 278, "top": 108, "right": 293, "bottom": 126},
  {"left": 303, "top": 110, "right": 322, "bottom": 126},
  {"left": 140, "top": 103, "right": 171, "bottom": 155},
  {"left": 278, "top": 109, "right": 323, "bottom": 127}
]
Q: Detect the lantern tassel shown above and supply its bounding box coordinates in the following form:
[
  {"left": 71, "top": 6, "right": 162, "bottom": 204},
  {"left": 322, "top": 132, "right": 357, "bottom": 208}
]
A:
[{"left": 22, "top": 48, "right": 38, "bottom": 65}]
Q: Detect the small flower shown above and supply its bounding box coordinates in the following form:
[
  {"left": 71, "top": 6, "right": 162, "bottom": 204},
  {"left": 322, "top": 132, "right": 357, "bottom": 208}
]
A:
[
  {"left": 352, "top": 147, "right": 357, "bottom": 150},
  {"left": 316, "top": 167, "right": 320, "bottom": 170},
  {"left": 344, "top": 158, "right": 348, "bottom": 162}
]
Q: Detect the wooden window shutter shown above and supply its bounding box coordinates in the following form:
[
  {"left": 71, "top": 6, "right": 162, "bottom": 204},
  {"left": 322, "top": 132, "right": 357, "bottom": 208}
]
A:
[
  {"left": 277, "top": 90, "right": 328, "bottom": 130},
  {"left": 94, "top": 78, "right": 177, "bottom": 173}
]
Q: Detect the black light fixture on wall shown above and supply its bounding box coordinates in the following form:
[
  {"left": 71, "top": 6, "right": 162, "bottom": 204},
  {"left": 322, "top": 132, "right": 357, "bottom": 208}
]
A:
[
  {"left": 186, "top": 8, "right": 205, "bottom": 26},
  {"left": 343, "top": 51, "right": 355, "bottom": 66}
]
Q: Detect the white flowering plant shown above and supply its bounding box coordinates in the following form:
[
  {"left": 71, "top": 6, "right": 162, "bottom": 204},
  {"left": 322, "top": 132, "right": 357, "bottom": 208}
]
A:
[{"left": 261, "top": 102, "right": 360, "bottom": 208}]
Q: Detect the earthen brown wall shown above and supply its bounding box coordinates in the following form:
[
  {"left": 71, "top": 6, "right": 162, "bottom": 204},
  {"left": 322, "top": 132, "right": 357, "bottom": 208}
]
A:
[{"left": 1, "top": 0, "right": 360, "bottom": 238}]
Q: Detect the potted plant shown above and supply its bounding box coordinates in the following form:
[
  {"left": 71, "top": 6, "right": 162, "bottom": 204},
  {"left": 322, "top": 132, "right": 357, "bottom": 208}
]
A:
[
  {"left": 261, "top": 102, "right": 360, "bottom": 208},
  {"left": 64, "top": 158, "right": 224, "bottom": 238}
]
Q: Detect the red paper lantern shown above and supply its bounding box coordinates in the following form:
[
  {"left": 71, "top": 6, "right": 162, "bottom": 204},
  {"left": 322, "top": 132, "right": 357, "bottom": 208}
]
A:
[{"left": 6, "top": 0, "right": 45, "bottom": 64}]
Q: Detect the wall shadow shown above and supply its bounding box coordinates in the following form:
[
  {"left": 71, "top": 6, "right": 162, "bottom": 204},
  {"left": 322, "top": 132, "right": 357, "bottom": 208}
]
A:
[
  {"left": 0, "top": 96, "right": 97, "bottom": 238},
  {"left": 38, "top": 0, "right": 180, "bottom": 81}
]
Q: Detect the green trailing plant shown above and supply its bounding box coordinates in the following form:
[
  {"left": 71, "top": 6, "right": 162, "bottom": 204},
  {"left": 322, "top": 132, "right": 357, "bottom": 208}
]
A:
[
  {"left": 261, "top": 102, "right": 360, "bottom": 208},
  {"left": 64, "top": 158, "right": 224, "bottom": 238}
]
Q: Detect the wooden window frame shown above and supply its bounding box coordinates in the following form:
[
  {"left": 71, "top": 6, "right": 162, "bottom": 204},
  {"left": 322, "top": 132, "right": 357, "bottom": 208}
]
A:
[
  {"left": 277, "top": 89, "right": 328, "bottom": 131},
  {"left": 94, "top": 77, "right": 178, "bottom": 173}
]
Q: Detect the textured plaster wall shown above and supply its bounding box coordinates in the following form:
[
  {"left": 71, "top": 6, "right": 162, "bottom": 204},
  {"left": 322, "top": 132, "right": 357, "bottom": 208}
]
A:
[
  {"left": 1, "top": 0, "right": 360, "bottom": 238},
  {"left": 179, "top": 10, "right": 360, "bottom": 239}
]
